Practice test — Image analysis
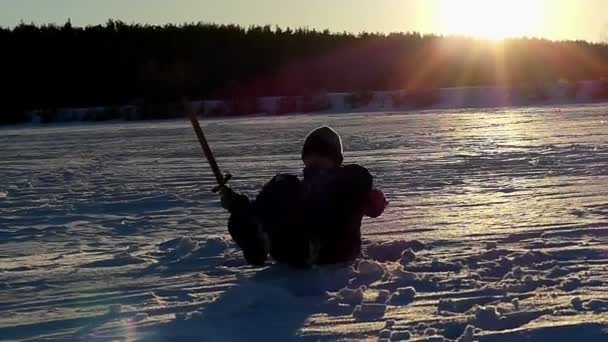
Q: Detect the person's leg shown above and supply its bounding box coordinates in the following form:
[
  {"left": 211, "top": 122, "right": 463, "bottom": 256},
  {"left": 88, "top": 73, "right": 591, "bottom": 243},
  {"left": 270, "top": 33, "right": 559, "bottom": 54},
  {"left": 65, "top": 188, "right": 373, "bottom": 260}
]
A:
[
  {"left": 223, "top": 190, "right": 268, "bottom": 266},
  {"left": 228, "top": 207, "right": 268, "bottom": 266},
  {"left": 254, "top": 174, "right": 313, "bottom": 267}
]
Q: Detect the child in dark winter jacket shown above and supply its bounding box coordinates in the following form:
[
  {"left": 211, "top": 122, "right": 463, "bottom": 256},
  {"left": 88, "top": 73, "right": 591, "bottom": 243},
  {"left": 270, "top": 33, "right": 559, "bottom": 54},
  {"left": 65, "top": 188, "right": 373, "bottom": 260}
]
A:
[{"left": 220, "top": 126, "right": 387, "bottom": 267}]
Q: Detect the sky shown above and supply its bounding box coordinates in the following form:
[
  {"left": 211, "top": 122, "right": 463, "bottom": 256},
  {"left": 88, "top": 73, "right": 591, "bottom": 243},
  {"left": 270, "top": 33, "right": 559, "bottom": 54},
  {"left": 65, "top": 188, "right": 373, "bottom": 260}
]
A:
[{"left": 1, "top": 0, "right": 607, "bottom": 42}]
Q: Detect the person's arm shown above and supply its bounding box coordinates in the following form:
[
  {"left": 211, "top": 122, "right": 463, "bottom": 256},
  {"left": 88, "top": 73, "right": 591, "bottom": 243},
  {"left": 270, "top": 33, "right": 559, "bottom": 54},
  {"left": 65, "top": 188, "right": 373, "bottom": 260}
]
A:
[
  {"left": 340, "top": 164, "right": 387, "bottom": 218},
  {"left": 220, "top": 186, "right": 251, "bottom": 214},
  {"left": 220, "top": 187, "right": 268, "bottom": 266},
  {"left": 364, "top": 189, "right": 388, "bottom": 218}
]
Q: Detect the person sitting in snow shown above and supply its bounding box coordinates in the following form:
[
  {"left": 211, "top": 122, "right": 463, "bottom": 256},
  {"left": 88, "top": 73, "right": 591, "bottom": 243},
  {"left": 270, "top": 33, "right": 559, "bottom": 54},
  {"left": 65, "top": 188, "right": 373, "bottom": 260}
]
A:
[{"left": 219, "top": 126, "right": 387, "bottom": 268}]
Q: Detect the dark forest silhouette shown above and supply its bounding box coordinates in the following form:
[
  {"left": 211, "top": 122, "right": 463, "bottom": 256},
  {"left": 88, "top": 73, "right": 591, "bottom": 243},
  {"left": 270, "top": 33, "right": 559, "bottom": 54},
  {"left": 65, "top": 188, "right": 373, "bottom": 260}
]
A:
[{"left": 1, "top": 20, "right": 608, "bottom": 124}]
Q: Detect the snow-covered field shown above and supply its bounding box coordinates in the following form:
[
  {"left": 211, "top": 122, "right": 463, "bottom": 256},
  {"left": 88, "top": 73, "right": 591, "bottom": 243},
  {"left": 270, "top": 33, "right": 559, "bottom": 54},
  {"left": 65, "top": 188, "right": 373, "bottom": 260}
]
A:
[{"left": 1, "top": 104, "right": 607, "bottom": 341}]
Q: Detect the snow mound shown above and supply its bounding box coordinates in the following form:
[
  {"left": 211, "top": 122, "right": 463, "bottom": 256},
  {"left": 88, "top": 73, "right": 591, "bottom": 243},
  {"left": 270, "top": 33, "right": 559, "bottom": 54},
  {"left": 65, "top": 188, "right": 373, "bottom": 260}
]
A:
[
  {"left": 455, "top": 325, "right": 476, "bottom": 342},
  {"left": 134, "top": 312, "right": 149, "bottom": 322},
  {"left": 108, "top": 304, "right": 122, "bottom": 315},
  {"left": 376, "top": 289, "right": 391, "bottom": 303},
  {"left": 359, "top": 259, "right": 385, "bottom": 275},
  {"left": 380, "top": 329, "right": 392, "bottom": 338},
  {"left": 81, "top": 252, "right": 148, "bottom": 268},
  {"left": 570, "top": 296, "right": 583, "bottom": 310},
  {"left": 511, "top": 298, "right": 520, "bottom": 311},
  {"left": 390, "top": 330, "right": 411, "bottom": 341},
  {"left": 365, "top": 240, "right": 426, "bottom": 262},
  {"left": 334, "top": 286, "right": 365, "bottom": 305},
  {"left": 522, "top": 274, "right": 535, "bottom": 283},
  {"left": 559, "top": 277, "right": 581, "bottom": 292},
  {"left": 175, "top": 310, "right": 203, "bottom": 321},
  {"left": 474, "top": 305, "right": 501, "bottom": 326},
  {"left": 168, "top": 237, "right": 198, "bottom": 258},
  {"left": 584, "top": 299, "right": 608, "bottom": 312},
  {"left": 431, "top": 259, "right": 463, "bottom": 272},
  {"left": 400, "top": 249, "right": 417, "bottom": 265},
  {"left": 546, "top": 265, "right": 571, "bottom": 278},
  {"left": 152, "top": 237, "right": 203, "bottom": 266},
  {"left": 387, "top": 287, "right": 416, "bottom": 305},
  {"left": 390, "top": 266, "right": 418, "bottom": 283},
  {"left": 425, "top": 327, "right": 438, "bottom": 336},
  {"left": 146, "top": 236, "right": 231, "bottom": 274},
  {"left": 502, "top": 266, "right": 524, "bottom": 280},
  {"left": 189, "top": 237, "right": 229, "bottom": 258},
  {"left": 410, "top": 259, "right": 463, "bottom": 273},
  {"left": 325, "top": 301, "right": 354, "bottom": 316},
  {"left": 352, "top": 303, "right": 386, "bottom": 320},
  {"left": 510, "top": 250, "right": 552, "bottom": 265},
  {"left": 355, "top": 260, "right": 386, "bottom": 284},
  {"left": 159, "top": 236, "right": 189, "bottom": 250}
]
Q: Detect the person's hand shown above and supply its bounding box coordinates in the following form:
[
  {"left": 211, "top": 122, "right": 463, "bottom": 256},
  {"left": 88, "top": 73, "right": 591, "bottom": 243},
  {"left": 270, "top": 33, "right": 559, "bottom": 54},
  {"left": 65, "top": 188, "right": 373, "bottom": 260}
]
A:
[{"left": 219, "top": 186, "right": 238, "bottom": 211}]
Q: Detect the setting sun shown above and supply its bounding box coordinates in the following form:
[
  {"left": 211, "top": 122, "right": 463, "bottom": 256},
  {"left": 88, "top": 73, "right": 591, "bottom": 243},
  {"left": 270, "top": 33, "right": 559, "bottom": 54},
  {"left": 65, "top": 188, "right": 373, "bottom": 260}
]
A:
[{"left": 439, "top": 0, "right": 546, "bottom": 39}]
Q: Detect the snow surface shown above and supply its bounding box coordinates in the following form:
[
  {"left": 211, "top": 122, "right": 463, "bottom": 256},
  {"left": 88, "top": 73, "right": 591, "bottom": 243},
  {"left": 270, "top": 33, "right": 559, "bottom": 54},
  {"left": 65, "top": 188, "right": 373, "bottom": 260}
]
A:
[{"left": 1, "top": 105, "right": 608, "bottom": 341}]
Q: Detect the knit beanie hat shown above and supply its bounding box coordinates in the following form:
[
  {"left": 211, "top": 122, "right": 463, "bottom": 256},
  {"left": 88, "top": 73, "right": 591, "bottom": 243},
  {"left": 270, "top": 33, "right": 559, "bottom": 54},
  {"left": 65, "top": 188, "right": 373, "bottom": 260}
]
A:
[{"left": 301, "top": 126, "right": 344, "bottom": 165}]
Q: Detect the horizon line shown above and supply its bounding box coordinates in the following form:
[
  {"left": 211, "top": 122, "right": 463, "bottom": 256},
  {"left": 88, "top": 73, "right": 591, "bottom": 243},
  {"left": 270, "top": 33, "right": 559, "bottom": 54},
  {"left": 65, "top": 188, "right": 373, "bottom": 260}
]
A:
[{"left": 2, "top": 19, "right": 606, "bottom": 45}]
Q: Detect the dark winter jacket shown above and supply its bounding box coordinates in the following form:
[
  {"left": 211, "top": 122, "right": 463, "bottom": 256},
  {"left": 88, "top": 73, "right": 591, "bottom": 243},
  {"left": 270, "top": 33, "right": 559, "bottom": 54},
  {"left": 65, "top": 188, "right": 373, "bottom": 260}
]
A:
[{"left": 225, "top": 164, "right": 386, "bottom": 267}]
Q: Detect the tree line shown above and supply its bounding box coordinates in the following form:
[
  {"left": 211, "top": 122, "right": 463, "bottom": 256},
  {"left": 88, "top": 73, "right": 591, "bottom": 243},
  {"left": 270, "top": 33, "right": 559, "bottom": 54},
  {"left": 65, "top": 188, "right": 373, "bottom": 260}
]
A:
[{"left": 1, "top": 20, "right": 608, "bottom": 124}]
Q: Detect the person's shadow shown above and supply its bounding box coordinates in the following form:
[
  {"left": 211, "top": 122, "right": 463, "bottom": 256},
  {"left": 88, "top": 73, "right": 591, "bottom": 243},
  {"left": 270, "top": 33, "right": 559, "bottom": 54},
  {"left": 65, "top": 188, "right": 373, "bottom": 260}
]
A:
[{"left": 147, "top": 263, "right": 353, "bottom": 342}]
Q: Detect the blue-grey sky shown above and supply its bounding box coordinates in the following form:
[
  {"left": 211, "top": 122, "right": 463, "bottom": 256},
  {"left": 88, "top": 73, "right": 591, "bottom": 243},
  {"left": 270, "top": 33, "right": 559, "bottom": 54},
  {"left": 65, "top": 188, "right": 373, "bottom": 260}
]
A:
[{"left": 1, "top": 0, "right": 607, "bottom": 41}]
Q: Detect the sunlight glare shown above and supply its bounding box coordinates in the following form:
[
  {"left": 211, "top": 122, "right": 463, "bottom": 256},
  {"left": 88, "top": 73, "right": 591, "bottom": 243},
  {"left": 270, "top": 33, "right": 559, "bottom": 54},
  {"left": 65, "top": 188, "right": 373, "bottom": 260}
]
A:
[{"left": 439, "top": 0, "right": 546, "bottom": 39}]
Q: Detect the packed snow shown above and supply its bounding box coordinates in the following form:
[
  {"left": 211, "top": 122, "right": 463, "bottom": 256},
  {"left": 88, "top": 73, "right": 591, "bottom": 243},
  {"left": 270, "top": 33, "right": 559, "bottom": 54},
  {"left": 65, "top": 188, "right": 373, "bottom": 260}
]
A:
[{"left": 1, "top": 104, "right": 608, "bottom": 341}]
